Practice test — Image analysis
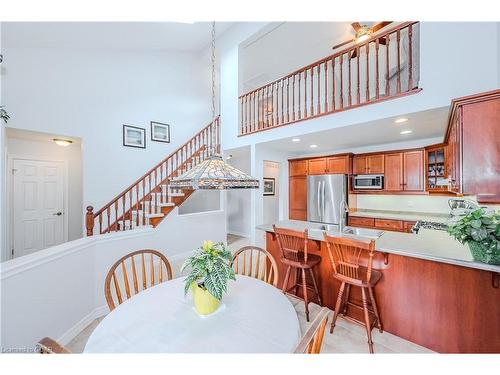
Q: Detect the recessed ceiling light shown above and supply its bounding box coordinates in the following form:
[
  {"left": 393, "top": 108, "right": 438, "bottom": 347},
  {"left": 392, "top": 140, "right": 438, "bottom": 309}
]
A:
[
  {"left": 400, "top": 130, "right": 413, "bottom": 135},
  {"left": 394, "top": 117, "right": 409, "bottom": 124},
  {"left": 292, "top": 138, "right": 301, "bottom": 142},
  {"left": 309, "top": 144, "right": 318, "bottom": 148},
  {"left": 53, "top": 138, "right": 73, "bottom": 147}
]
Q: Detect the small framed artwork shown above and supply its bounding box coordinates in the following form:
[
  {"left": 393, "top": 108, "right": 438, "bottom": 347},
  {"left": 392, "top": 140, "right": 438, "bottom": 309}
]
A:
[
  {"left": 151, "top": 121, "right": 170, "bottom": 143},
  {"left": 123, "top": 125, "right": 146, "bottom": 149},
  {"left": 263, "top": 177, "right": 276, "bottom": 196}
]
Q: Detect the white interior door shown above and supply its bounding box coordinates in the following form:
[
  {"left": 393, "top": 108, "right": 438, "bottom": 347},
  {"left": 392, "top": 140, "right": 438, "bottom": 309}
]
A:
[{"left": 12, "top": 159, "right": 66, "bottom": 258}]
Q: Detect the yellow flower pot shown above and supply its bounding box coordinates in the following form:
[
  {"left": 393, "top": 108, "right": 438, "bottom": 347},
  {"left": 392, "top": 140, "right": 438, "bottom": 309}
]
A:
[{"left": 190, "top": 282, "right": 220, "bottom": 316}]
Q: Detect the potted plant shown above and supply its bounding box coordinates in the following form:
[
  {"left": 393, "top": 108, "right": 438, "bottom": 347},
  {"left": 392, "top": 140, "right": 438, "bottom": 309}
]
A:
[
  {"left": 448, "top": 208, "right": 500, "bottom": 265},
  {"left": 181, "top": 240, "right": 236, "bottom": 315},
  {"left": 0, "top": 106, "right": 9, "bottom": 124}
]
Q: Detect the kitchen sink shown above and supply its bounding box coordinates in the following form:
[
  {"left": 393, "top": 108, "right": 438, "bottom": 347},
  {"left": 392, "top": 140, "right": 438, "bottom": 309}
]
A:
[{"left": 341, "top": 226, "right": 384, "bottom": 239}]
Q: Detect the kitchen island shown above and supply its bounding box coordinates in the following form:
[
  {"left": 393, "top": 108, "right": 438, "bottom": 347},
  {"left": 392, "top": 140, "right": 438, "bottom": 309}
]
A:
[{"left": 257, "top": 220, "right": 500, "bottom": 353}]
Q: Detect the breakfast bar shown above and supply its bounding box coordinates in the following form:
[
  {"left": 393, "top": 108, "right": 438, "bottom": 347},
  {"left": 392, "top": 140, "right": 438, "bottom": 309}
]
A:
[{"left": 258, "top": 220, "right": 500, "bottom": 353}]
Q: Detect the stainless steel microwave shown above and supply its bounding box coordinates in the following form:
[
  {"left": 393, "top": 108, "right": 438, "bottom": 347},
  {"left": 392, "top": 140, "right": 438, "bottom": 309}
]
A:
[{"left": 353, "top": 174, "right": 384, "bottom": 190}]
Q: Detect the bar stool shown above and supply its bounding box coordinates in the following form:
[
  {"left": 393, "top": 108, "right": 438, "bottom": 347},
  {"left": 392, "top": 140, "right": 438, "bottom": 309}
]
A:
[
  {"left": 323, "top": 233, "right": 383, "bottom": 354},
  {"left": 273, "top": 225, "right": 322, "bottom": 321}
]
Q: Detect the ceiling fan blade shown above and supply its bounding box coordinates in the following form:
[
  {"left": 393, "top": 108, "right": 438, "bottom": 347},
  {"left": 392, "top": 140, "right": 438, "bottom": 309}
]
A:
[
  {"left": 332, "top": 39, "right": 354, "bottom": 50},
  {"left": 351, "top": 22, "right": 362, "bottom": 32},
  {"left": 371, "top": 21, "right": 392, "bottom": 33}
]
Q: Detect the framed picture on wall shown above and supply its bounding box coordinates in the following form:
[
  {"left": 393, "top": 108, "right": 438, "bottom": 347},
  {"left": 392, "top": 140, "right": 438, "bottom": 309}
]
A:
[
  {"left": 263, "top": 177, "right": 275, "bottom": 196},
  {"left": 151, "top": 121, "right": 170, "bottom": 143},
  {"left": 123, "top": 125, "right": 146, "bottom": 149}
]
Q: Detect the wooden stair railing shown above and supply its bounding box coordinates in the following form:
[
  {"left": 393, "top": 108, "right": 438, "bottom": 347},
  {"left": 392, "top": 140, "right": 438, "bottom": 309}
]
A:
[
  {"left": 239, "top": 21, "right": 421, "bottom": 136},
  {"left": 86, "top": 117, "right": 220, "bottom": 236}
]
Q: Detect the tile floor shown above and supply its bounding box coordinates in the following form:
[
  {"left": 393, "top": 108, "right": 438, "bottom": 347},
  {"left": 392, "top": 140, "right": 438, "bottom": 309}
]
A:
[{"left": 66, "top": 235, "right": 433, "bottom": 353}]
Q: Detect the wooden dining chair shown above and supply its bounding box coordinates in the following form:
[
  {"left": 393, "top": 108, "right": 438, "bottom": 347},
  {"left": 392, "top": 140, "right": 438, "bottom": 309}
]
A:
[
  {"left": 36, "top": 337, "right": 71, "bottom": 354},
  {"left": 323, "top": 234, "right": 383, "bottom": 353},
  {"left": 294, "top": 307, "right": 330, "bottom": 354},
  {"left": 231, "top": 246, "right": 279, "bottom": 287},
  {"left": 273, "top": 225, "right": 322, "bottom": 321},
  {"left": 104, "top": 249, "right": 172, "bottom": 311}
]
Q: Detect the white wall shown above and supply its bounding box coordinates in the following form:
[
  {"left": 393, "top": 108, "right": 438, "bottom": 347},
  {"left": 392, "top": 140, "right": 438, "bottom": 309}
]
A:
[
  {"left": 6, "top": 136, "right": 83, "bottom": 243},
  {"left": 225, "top": 148, "right": 252, "bottom": 237},
  {"left": 1, "top": 42, "right": 212, "bottom": 214},
  {"left": 178, "top": 190, "right": 221, "bottom": 215},
  {"left": 262, "top": 160, "right": 280, "bottom": 225},
  {"left": 0, "top": 23, "right": 6, "bottom": 262},
  {"left": 222, "top": 22, "right": 500, "bottom": 151},
  {"left": 0, "top": 208, "right": 226, "bottom": 351}
]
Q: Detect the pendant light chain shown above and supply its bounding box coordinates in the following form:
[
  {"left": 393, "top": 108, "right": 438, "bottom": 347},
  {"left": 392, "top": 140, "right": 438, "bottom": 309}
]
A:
[{"left": 211, "top": 21, "right": 216, "bottom": 120}]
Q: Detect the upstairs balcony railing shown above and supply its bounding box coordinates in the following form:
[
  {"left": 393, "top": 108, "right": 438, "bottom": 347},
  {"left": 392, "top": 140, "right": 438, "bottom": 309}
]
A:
[{"left": 239, "top": 21, "right": 421, "bottom": 136}]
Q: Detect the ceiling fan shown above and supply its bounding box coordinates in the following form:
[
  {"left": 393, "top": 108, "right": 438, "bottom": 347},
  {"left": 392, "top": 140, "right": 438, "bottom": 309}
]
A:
[{"left": 332, "top": 22, "right": 392, "bottom": 58}]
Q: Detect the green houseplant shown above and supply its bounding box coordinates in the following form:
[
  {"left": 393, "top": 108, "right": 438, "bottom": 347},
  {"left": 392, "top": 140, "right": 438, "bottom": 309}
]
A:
[
  {"left": 181, "top": 240, "right": 236, "bottom": 315},
  {"left": 448, "top": 208, "right": 500, "bottom": 265},
  {"left": 0, "top": 106, "right": 9, "bottom": 124}
]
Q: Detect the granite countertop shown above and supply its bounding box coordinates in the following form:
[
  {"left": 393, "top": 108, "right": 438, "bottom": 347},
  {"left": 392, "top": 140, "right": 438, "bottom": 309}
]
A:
[
  {"left": 257, "top": 220, "right": 500, "bottom": 273},
  {"left": 349, "top": 209, "right": 451, "bottom": 223}
]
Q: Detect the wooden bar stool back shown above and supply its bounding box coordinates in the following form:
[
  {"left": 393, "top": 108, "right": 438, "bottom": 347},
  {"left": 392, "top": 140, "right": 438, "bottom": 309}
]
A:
[
  {"left": 273, "top": 225, "right": 322, "bottom": 321},
  {"left": 104, "top": 249, "right": 173, "bottom": 311},
  {"left": 231, "top": 246, "right": 279, "bottom": 287},
  {"left": 323, "top": 234, "right": 383, "bottom": 353}
]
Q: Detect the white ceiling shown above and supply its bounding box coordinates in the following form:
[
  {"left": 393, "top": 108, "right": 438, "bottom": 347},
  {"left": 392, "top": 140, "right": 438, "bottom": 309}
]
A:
[
  {"left": 1, "top": 22, "right": 234, "bottom": 52},
  {"left": 257, "top": 107, "right": 449, "bottom": 156}
]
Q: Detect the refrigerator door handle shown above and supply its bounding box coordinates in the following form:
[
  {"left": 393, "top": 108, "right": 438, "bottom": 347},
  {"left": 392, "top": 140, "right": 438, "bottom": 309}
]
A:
[
  {"left": 322, "top": 181, "right": 326, "bottom": 220},
  {"left": 317, "top": 181, "right": 321, "bottom": 221}
]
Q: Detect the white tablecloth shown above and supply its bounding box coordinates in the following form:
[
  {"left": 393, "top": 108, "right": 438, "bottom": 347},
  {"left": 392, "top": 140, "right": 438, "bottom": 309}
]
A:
[{"left": 84, "top": 275, "right": 301, "bottom": 353}]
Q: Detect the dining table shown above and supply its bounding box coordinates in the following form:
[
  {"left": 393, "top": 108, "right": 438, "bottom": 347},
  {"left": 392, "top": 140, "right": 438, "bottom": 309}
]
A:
[{"left": 84, "top": 275, "right": 301, "bottom": 353}]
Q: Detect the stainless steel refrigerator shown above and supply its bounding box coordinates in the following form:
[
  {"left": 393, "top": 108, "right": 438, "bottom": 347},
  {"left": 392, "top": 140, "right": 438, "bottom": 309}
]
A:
[{"left": 307, "top": 174, "right": 348, "bottom": 224}]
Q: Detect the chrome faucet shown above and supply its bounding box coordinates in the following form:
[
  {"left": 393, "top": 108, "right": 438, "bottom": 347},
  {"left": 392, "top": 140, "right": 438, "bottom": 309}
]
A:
[{"left": 339, "top": 200, "right": 349, "bottom": 233}]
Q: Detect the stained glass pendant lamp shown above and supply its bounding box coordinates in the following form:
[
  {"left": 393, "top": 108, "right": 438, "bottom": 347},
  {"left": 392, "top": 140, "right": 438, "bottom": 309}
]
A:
[{"left": 171, "top": 22, "right": 259, "bottom": 190}]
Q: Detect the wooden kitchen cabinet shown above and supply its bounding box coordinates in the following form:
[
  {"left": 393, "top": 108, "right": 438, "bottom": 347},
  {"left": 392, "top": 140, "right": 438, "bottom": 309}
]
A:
[
  {"left": 403, "top": 150, "right": 425, "bottom": 191},
  {"left": 327, "top": 155, "right": 351, "bottom": 174},
  {"left": 353, "top": 154, "right": 384, "bottom": 174},
  {"left": 425, "top": 143, "right": 448, "bottom": 192},
  {"left": 374, "top": 218, "right": 404, "bottom": 231},
  {"left": 289, "top": 160, "right": 308, "bottom": 177},
  {"left": 353, "top": 156, "right": 367, "bottom": 174},
  {"left": 367, "top": 154, "right": 385, "bottom": 174},
  {"left": 445, "top": 89, "right": 500, "bottom": 202},
  {"left": 289, "top": 176, "right": 307, "bottom": 220},
  {"left": 384, "top": 152, "right": 404, "bottom": 191},
  {"left": 384, "top": 150, "right": 424, "bottom": 192},
  {"left": 307, "top": 158, "right": 327, "bottom": 175}
]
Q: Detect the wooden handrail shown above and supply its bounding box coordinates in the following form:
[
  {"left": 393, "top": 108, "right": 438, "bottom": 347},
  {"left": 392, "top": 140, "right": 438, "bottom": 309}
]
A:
[
  {"left": 239, "top": 22, "right": 421, "bottom": 136},
  {"left": 87, "top": 116, "right": 220, "bottom": 235}
]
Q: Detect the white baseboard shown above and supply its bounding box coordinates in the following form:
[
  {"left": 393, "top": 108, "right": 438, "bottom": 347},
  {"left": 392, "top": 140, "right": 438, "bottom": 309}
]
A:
[{"left": 57, "top": 305, "right": 108, "bottom": 346}]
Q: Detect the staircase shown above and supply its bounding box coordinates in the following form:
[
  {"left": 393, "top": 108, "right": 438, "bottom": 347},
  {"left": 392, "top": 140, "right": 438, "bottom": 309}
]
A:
[{"left": 85, "top": 117, "right": 220, "bottom": 236}]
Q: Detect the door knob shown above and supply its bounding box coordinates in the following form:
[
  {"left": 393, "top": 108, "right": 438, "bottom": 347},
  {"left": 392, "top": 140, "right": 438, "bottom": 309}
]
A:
[{"left": 53, "top": 212, "right": 62, "bottom": 216}]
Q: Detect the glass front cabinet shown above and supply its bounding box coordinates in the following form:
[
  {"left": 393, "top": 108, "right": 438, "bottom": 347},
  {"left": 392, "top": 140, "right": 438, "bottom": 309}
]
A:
[{"left": 425, "top": 143, "right": 449, "bottom": 192}]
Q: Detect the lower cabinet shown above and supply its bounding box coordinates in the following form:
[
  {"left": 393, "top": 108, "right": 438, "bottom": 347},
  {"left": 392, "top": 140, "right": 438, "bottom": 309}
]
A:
[{"left": 348, "top": 216, "right": 416, "bottom": 233}]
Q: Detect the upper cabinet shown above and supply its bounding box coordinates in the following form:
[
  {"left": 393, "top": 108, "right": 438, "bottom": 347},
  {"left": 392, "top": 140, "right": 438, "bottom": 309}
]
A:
[
  {"left": 307, "top": 158, "right": 327, "bottom": 175},
  {"left": 306, "top": 155, "right": 352, "bottom": 175},
  {"left": 289, "top": 160, "right": 308, "bottom": 177},
  {"left": 425, "top": 143, "right": 448, "bottom": 192},
  {"left": 384, "top": 151, "right": 424, "bottom": 192},
  {"left": 403, "top": 150, "right": 424, "bottom": 191},
  {"left": 353, "top": 154, "right": 384, "bottom": 174},
  {"left": 448, "top": 90, "right": 500, "bottom": 203}
]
